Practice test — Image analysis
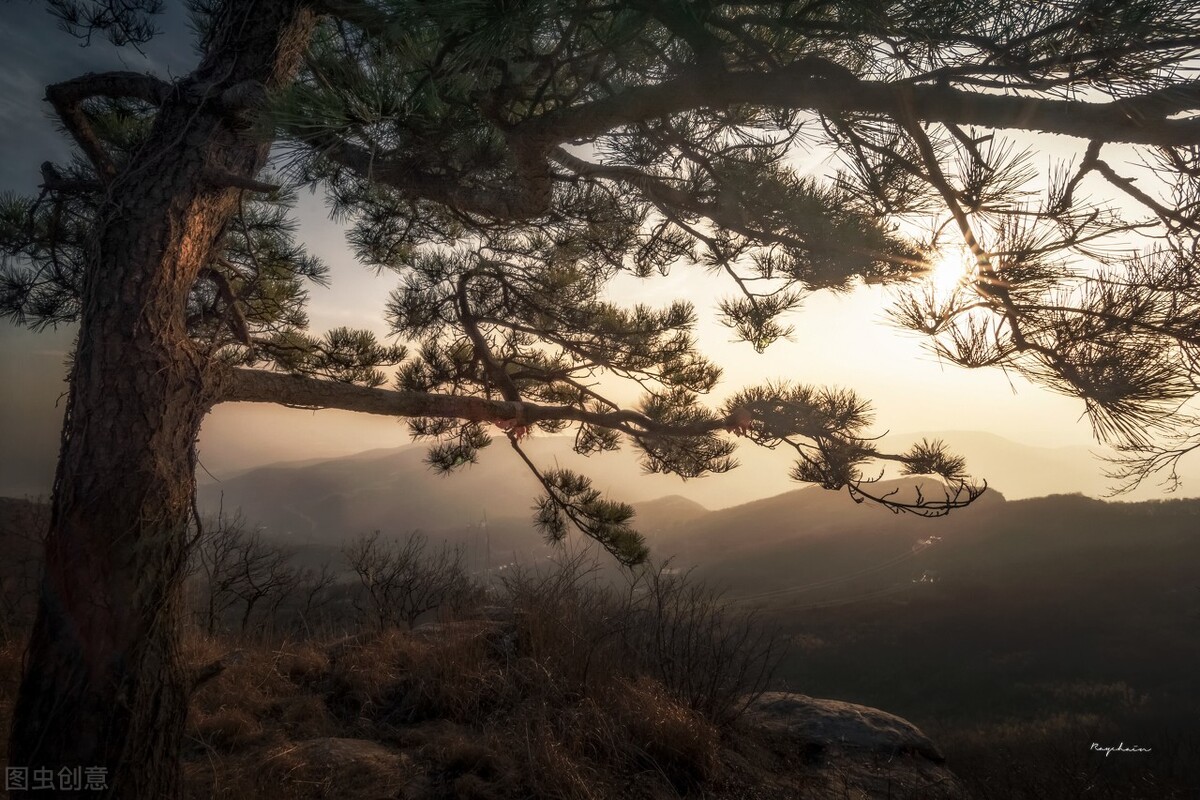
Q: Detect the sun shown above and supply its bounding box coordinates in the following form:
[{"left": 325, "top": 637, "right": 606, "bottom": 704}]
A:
[{"left": 926, "top": 245, "right": 976, "bottom": 297}]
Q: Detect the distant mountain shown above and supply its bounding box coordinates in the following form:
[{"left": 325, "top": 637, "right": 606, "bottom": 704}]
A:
[
  {"left": 195, "top": 439, "right": 725, "bottom": 565},
  {"left": 197, "top": 433, "right": 796, "bottom": 521},
  {"left": 190, "top": 430, "right": 1200, "bottom": 607},
  {"left": 194, "top": 436, "right": 999, "bottom": 554},
  {"left": 879, "top": 430, "right": 1198, "bottom": 501},
  {"left": 631, "top": 494, "right": 709, "bottom": 533},
  {"left": 667, "top": 480, "right": 1200, "bottom": 604},
  {"left": 196, "top": 430, "right": 1198, "bottom": 552},
  {"left": 643, "top": 479, "right": 999, "bottom": 592}
]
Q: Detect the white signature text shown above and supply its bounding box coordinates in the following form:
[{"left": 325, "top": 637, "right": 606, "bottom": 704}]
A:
[{"left": 1091, "top": 742, "right": 1151, "bottom": 757}]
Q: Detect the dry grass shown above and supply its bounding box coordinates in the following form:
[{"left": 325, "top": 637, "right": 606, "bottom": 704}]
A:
[
  {"left": 173, "top": 558, "right": 747, "bottom": 800},
  {"left": 0, "top": 559, "right": 781, "bottom": 800},
  {"left": 176, "top": 622, "right": 722, "bottom": 799},
  {"left": 931, "top": 709, "right": 1200, "bottom": 800},
  {"left": 610, "top": 677, "right": 721, "bottom": 785}
]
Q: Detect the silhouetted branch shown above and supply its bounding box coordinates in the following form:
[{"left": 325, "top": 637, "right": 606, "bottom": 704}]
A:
[
  {"left": 38, "top": 162, "right": 103, "bottom": 195},
  {"left": 520, "top": 66, "right": 1200, "bottom": 148},
  {"left": 219, "top": 367, "right": 733, "bottom": 437},
  {"left": 45, "top": 71, "right": 172, "bottom": 179},
  {"left": 848, "top": 478, "right": 988, "bottom": 518}
]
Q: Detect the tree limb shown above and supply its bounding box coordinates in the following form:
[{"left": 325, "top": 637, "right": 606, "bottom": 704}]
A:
[
  {"left": 1090, "top": 156, "right": 1199, "bottom": 230},
  {"left": 306, "top": 132, "right": 551, "bottom": 218},
  {"left": 456, "top": 273, "right": 521, "bottom": 402},
  {"left": 218, "top": 80, "right": 268, "bottom": 114},
  {"left": 317, "top": 4, "right": 1200, "bottom": 147},
  {"left": 45, "top": 71, "right": 173, "bottom": 180},
  {"left": 551, "top": 147, "right": 826, "bottom": 254},
  {"left": 202, "top": 264, "right": 251, "bottom": 346},
  {"left": 310, "top": 0, "right": 398, "bottom": 37},
  {"left": 521, "top": 65, "right": 1200, "bottom": 148},
  {"left": 218, "top": 367, "right": 728, "bottom": 437},
  {"left": 38, "top": 162, "right": 103, "bottom": 194}
]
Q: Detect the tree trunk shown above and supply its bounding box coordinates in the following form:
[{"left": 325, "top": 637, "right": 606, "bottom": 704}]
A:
[
  {"left": 7, "top": 4, "right": 315, "bottom": 798},
  {"left": 240, "top": 593, "right": 263, "bottom": 635}
]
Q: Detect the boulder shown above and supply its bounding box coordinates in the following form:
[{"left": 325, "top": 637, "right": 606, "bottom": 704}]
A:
[
  {"left": 745, "top": 692, "right": 944, "bottom": 762},
  {"left": 738, "top": 693, "right": 968, "bottom": 799}
]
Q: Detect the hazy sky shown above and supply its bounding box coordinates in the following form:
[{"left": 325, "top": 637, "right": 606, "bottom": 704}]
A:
[{"left": 2, "top": 2, "right": 1194, "bottom": 501}]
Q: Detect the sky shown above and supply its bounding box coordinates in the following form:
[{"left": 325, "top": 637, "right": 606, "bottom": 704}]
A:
[{"left": 1, "top": 1, "right": 1194, "bottom": 502}]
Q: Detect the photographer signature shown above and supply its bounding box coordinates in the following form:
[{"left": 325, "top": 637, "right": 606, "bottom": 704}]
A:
[{"left": 1091, "top": 742, "right": 1152, "bottom": 757}]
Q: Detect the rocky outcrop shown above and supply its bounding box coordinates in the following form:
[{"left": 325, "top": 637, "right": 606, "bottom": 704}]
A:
[
  {"left": 733, "top": 692, "right": 967, "bottom": 799},
  {"left": 746, "top": 693, "right": 946, "bottom": 762}
]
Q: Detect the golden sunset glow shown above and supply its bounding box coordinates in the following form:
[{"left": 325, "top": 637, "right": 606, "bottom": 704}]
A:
[{"left": 927, "top": 245, "right": 976, "bottom": 297}]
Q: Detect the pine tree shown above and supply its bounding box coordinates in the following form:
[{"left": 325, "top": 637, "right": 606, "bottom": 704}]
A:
[{"left": 3, "top": 1, "right": 1199, "bottom": 796}]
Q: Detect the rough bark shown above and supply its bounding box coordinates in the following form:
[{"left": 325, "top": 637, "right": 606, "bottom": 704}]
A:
[{"left": 7, "top": 3, "right": 316, "bottom": 799}]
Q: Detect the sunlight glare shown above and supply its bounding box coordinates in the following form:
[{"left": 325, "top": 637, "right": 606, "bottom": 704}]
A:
[{"left": 927, "top": 245, "right": 976, "bottom": 297}]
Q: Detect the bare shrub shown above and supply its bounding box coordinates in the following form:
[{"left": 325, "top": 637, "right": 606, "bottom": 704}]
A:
[
  {"left": 499, "top": 552, "right": 623, "bottom": 692},
  {"left": 0, "top": 639, "right": 26, "bottom": 767},
  {"left": 292, "top": 561, "right": 340, "bottom": 636},
  {"left": 624, "top": 563, "right": 784, "bottom": 725},
  {"left": 274, "top": 641, "right": 330, "bottom": 685},
  {"left": 342, "top": 530, "right": 483, "bottom": 630},
  {"left": 323, "top": 628, "right": 419, "bottom": 715},
  {"left": 607, "top": 676, "right": 721, "bottom": 784},
  {"left": 305, "top": 551, "right": 739, "bottom": 793},
  {"left": 501, "top": 551, "right": 784, "bottom": 727},
  {"left": 187, "top": 507, "right": 307, "bottom": 638}
]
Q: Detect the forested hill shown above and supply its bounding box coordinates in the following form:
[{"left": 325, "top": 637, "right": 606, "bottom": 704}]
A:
[{"left": 192, "top": 431, "right": 1196, "bottom": 553}]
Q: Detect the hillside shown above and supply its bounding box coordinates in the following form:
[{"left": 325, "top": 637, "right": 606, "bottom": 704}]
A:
[
  {"left": 752, "top": 492, "right": 1200, "bottom": 798},
  {"left": 650, "top": 477, "right": 1005, "bottom": 577},
  {"left": 193, "top": 431, "right": 1200, "bottom": 543},
  {"left": 876, "top": 430, "right": 1191, "bottom": 501},
  {"left": 3, "top": 484, "right": 1198, "bottom": 796},
  {"left": 196, "top": 438, "right": 715, "bottom": 543}
]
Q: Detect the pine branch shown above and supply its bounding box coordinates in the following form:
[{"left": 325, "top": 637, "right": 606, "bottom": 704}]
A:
[
  {"left": 219, "top": 367, "right": 732, "bottom": 437},
  {"left": 519, "top": 65, "right": 1200, "bottom": 148},
  {"left": 310, "top": 0, "right": 398, "bottom": 38},
  {"left": 202, "top": 264, "right": 251, "bottom": 346},
  {"left": 38, "top": 162, "right": 103, "bottom": 194},
  {"left": 44, "top": 71, "right": 173, "bottom": 180},
  {"left": 305, "top": 132, "right": 552, "bottom": 219},
  {"left": 894, "top": 107, "right": 1034, "bottom": 353},
  {"left": 48, "top": 0, "right": 164, "bottom": 48},
  {"left": 456, "top": 273, "right": 521, "bottom": 402}
]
